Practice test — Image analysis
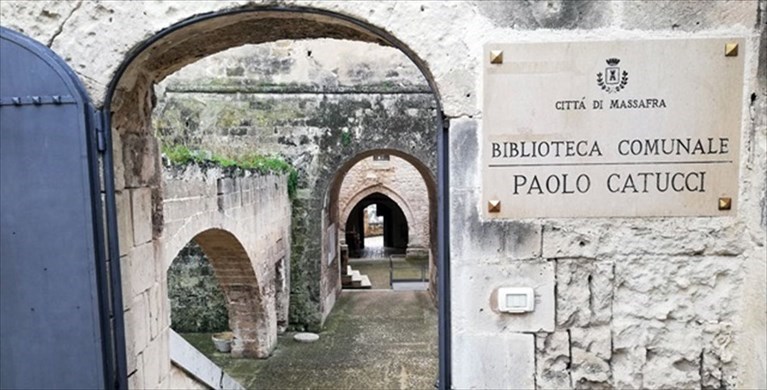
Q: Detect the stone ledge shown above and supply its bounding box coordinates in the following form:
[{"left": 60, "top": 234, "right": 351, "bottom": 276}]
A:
[{"left": 169, "top": 330, "right": 244, "bottom": 390}]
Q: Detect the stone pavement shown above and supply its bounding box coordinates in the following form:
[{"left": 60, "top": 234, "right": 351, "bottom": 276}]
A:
[
  {"left": 352, "top": 236, "right": 405, "bottom": 260},
  {"left": 181, "top": 290, "right": 437, "bottom": 389}
]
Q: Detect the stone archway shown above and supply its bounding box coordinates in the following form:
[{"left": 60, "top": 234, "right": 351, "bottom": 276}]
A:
[
  {"left": 103, "top": 7, "right": 445, "bottom": 388},
  {"left": 108, "top": 7, "right": 441, "bottom": 331},
  {"left": 183, "top": 228, "right": 271, "bottom": 358},
  {"left": 324, "top": 149, "right": 438, "bottom": 302},
  {"left": 341, "top": 185, "right": 418, "bottom": 248}
]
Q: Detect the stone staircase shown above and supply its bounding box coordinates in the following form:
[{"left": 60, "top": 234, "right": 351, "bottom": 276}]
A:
[{"left": 342, "top": 265, "right": 372, "bottom": 289}]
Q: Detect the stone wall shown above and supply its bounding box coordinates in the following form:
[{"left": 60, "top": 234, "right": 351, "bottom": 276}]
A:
[
  {"left": 167, "top": 242, "right": 229, "bottom": 333},
  {"left": 162, "top": 164, "right": 291, "bottom": 357},
  {"left": 1, "top": 2, "right": 764, "bottom": 389},
  {"left": 152, "top": 41, "right": 437, "bottom": 328}
]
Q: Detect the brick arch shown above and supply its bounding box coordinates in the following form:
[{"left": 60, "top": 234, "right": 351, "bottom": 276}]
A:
[
  {"left": 179, "top": 228, "right": 270, "bottom": 358},
  {"left": 340, "top": 185, "right": 418, "bottom": 246},
  {"left": 324, "top": 148, "right": 438, "bottom": 303},
  {"left": 326, "top": 148, "right": 437, "bottom": 249}
]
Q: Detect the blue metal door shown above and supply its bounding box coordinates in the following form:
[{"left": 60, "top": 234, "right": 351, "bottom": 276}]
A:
[{"left": 0, "top": 27, "right": 124, "bottom": 389}]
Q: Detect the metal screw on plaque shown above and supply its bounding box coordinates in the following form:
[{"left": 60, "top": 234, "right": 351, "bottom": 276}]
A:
[
  {"left": 724, "top": 43, "right": 738, "bottom": 57},
  {"left": 490, "top": 50, "right": 503, "bottom": 64},
  {"left": 718, "top": 197, "right": 732, "bottom": 211},
  {"left": 488, "top": 200, "right": 501, "bottom": 213}
]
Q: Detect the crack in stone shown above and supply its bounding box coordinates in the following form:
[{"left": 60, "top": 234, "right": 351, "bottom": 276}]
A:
[{"left": 46, "top": 0, "right": 82, "bottom": 48}]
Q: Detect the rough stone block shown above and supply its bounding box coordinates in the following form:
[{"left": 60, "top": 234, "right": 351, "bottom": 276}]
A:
[
  {"left": 142, "top": 338, "right": 162, "bottom": 389},
  {"left": 112, "top": 128, "right": 126, "bottom": 191},
  {"left": 125, "top": 242, "right": 156, "bottom": 299},
  {"left": 122, "top": 134, "right": 159, "bottom": 188},
  {"left": 570, "top": 326, "right": 612, "bottom": 387},
  {"left": 131, "top": 187, "right": 153, "bottom": 245},
  {"left": 543, "top": 225, "right": 599, "bottom": 259},
  {"left": 621, "top": 0, "right": 757, "bottom": 31},
  {"left": 450, "top": 192, "right": 542, "bottom": 261},
  {"left": 125, "top": 294, "right": 150, "bottom": 373},
  {"left": 148, "top": 282, "right": 162, "bottom": 340},
  {"left": 453, "top": 332, "right": 535, "bottom": 389},
  {"left": 127, "top": 355, "right": 144, "bottom": 390},
  {"left": 556, "top": 259, "right": 614, "bottom": 327},
  {"left": 536, "top": 331, "right": 572, "bottom": 389},
  {"left": 476, "top": 0, "right": 613, "bottom": 29},
  {"left": 452, "top": 261, "right": 554, "bottom": 333},
  {"left": 115, "top": 190, "right": 133, "bottom": 257},
  {"left": 571, "top": 347, "right": 611, "bottom": 387},
  {"left": 448, "top": 117, "right": 479, "bottom": 189},
  {"left": 217, "top": 177, "right": 236, "bottom": 194},
  {"left": 613, "top": 256, "right": 741, "bottom": 324},
  {"left": 571, "top": 326, "right": 611, "bottom": 361}
]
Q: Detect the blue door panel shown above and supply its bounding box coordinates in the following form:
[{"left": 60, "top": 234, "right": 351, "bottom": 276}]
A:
[{"left": 1, "top": 27, "right": 108, "bottom": 389}]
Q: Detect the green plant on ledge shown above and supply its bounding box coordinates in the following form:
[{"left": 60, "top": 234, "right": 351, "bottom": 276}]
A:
[{"left": 162, "top": 144, "right": 298, "bottom": 198}]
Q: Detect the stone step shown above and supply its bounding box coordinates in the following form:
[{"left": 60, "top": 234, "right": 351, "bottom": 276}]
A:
[
  {"left": 341, "top": 266, "right": 372, "bottom": 289},
  {"left": 351, "top": 272, "right": 363, "bottom": 287}
]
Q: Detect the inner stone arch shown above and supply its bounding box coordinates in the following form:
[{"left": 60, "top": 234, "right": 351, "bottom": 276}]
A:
[{"left": 170, "top": 228, "right": 272, "bottom": 358}]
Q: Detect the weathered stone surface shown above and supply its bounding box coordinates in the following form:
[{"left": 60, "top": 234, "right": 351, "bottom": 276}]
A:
[
  {"left": 621, "top": 0, "right": 758, "bottom": 31},
  {"left": 115, "top": 190, "right": 134, "bottom": 257},
  {"left": 609, "top": 256, "right": 744, "bottom": 388},
  {"left": 293, "top": 332, "right": 320, "bottom": 343},
  {"left": 453, "top": 332, "right": 535, "bottom": 389},
  {"left": 131, "top": 187, "right": 153, "bottom": 246},
  {"left": 570, "top": 326, "right": 612, "bottom": 388},
  {"left": 125, "top": 293, "right": 150, "bottom": 374},
  {"left": 556, "top": 259, "right": 614, "bottom": 327},
  {"left": 453, "top": 261, "right": 554, "bottom": 333},
  {"left": 1, "top": 2, "right": 763, "bottom": 389},
  {"left": 167, "top": 242, "right": 229, "bottom": 333},
  {"left": 123, "top": 242, "right": 156, "bottom": 300},
  {"left": 450, "top": 192, "right": 543, "bottom": 262},
  {"left": 475, "top": 0, "right": 613, "bottom": 30},
  {"left": 449, "top": 117, "right": 479, "bottom": 189},
  {"left": 154, "top": 52, "right": 437, "bottom": 328},
  {"left": 543, "top": 226, "right": 599, "bottom": 259},
  {"left": 121, "top": 134, "right": 160, "bottom": 188},
  {"left": 536, "top": 331, "right": 571, "bottom": 389}
]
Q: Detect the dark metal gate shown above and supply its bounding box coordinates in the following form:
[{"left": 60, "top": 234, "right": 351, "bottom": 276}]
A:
[{"left": 0, "top": 27, "right": 125, "bottom": 389}]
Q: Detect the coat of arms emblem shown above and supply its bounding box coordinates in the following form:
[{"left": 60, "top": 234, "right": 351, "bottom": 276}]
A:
[{"left": 596, "top": 58, "right": 628, "bottom": 93}]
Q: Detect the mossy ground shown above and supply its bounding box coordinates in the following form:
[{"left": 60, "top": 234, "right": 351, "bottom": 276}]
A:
[{"left": 181, "top": 290, "right": 437, "bottom": 389}]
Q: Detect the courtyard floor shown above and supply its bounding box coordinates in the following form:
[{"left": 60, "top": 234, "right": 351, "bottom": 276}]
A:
[{"left": 181, "top": 290, "right": 438, "bottom": 389}]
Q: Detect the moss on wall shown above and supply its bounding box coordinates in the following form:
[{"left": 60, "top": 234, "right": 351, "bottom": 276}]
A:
[{"left": 167, "top": 242, "right": 229, "bottom": 333}]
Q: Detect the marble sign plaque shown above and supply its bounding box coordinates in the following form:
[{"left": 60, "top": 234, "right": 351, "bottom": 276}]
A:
[{"left": 482, "top": 39, "right": 744, "bottom": 218}]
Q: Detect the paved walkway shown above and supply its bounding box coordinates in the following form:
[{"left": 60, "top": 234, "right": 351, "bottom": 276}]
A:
[
  {"left": 352, "top": 235, "right": 405, "bottom": 260},
  {"left": 182, "top": 290, "right": 437, "bottom": 389}
]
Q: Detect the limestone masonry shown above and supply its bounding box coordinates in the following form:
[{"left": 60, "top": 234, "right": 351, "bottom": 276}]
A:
[{"left": 0, "top": 1, "right": 764, "bottom": 389}]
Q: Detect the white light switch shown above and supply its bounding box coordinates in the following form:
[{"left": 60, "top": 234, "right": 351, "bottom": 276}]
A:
[{"left": 497, "top": 287, "right": 535, "bottom": 313}]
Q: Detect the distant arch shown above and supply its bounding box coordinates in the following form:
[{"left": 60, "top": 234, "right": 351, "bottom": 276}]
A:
[{"left": 340, "top": 185, "right": 417, "bottom": 245}]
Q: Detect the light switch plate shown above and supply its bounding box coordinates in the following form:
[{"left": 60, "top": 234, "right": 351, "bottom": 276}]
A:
[{"left": 497, "top": 287, "right": 535, "bottom": 313}]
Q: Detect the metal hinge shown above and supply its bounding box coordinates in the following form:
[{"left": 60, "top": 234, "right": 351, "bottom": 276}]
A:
[
  {"left": 94, "top": 109, "right": 106, "bottom": 153},
  {"left": 0, "top": 95, "right": 76, "bottom": 106}
]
